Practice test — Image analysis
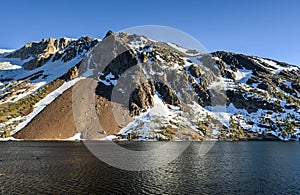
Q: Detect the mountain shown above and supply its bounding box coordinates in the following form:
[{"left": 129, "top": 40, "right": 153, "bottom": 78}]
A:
[{"left": 0, "top": 31, "right": 299, "bottom": 141}]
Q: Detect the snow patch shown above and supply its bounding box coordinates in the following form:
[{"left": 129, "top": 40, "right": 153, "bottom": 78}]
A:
[
  {"left": 0, "top": 61, "right": 22, "bottom": 70},
  {"left": 0, "top": 136, "right": 22, "bottom": 141},
  {"left": 234, "top": 68, "right": 253, "bottom": 83},
  {"left": 118, "top": 94, "right": 180, "bottom": 138},
  {"left": 65, "top": 133, "right": 82, "bottom": 141},
  {"left": 0, "top": 49, "right": 15, "bottom": 54},
  {"left": 257, "top": 57, "right": 298, "bottom": 74},
  {"left": 167, "top": 42, "right": 200, "bottom": 56}
]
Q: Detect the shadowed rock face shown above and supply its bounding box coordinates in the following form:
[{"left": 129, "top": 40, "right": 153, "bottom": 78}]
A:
[
  {"left": 212, "top": 51, "right": 268, "bottom": 72},
  {"left": 212, "top": 51, "right": 300, "bottom": 91},
  {"left": 226, "top": 90, "right": 284, "bottom": 113},
  {"left": 61, "top": 64, "right": 80, "bottom": 81},
  {"left": 86, "top": 33, "right": 156, "bottom": 116},
  {"left": 81, "top": 32, "right": 221, "bottom": 116},
  {"left": 212, "top": 51, "right": 300, "bottom": 110}
]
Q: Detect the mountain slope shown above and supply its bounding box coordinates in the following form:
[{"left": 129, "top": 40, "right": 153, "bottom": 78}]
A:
[
  {"left": 212, "top": 51, "right": 300, "bottom": 140},
  {"left": 0, "top": 37, "right": 98, "bottom": 138},
  {"left": 0, "top": 32, "right": 299, "bottom": 141}
]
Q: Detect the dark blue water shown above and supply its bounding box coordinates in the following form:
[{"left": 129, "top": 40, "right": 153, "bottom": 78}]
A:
[{"left": 0, "top": 141, "right": 299, "bottom": 194}]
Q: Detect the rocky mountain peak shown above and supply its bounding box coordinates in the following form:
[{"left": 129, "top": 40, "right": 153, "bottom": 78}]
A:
[
  {"left": 5, "top": 36, "right": 98, "bottom": 70},
  {"left": 104, "top": 30, "right": 115, "bottom": 39},
  {"left": 0, "top": 32, "right": 299, "bottom": 141},
  {"left": 80, "top": 32, "right": 221, "bottom": 119}
]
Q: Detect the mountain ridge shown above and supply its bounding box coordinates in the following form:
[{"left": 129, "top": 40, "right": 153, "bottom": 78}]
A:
[{"left": 0, "top": 32, "right": 299, "bottom": 141}]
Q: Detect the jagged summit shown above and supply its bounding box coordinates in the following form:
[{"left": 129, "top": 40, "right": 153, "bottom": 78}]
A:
[
  {"left": 5, "top": 36, "right": 98, "bottom": 70},
  {"left": 8, "top": 37, "right": 71, "bottom": 60},
  {"left": 0, "top": 32, "right": 299, "bottom": 141},
  {"left": 104, "top": 30, "right": 115, "bottom": 39}
]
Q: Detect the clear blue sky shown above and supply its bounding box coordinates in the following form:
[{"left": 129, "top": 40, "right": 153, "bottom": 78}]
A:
[{"left": 0, "top": 0, "right": 299, "bottom": 65}]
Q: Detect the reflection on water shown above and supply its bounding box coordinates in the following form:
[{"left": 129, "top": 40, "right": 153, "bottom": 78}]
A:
[{"left": 0, "top": 141, "right": 299, "bottom": 194}]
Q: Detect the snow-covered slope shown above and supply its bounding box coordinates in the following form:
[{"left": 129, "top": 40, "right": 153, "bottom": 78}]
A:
[{"left": 0, "top": 37, "right": 98, "bottom": 138}]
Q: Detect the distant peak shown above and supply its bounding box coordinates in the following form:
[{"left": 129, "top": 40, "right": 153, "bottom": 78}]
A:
[{"left": 104, "top": 30, "right": 115, "bottom": 39}]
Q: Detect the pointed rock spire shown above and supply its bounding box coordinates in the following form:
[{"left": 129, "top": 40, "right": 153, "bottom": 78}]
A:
[{"left": 104, "top": 30, "right": 115, "bottom": 39}]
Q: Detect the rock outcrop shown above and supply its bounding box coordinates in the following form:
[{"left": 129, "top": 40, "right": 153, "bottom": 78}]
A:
[{"left": 6, "top": 37, "right": 98, "bottom": 70}]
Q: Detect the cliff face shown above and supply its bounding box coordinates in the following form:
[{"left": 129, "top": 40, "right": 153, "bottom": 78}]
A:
[
  {"left": 6, "top": 37, "right": 98, "bottom": 70},
  {"left": 0, "top": 31, "right": 299, "bottom": 141}
]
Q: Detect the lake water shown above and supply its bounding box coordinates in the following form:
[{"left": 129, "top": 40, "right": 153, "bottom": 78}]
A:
[{"left": 0, "top": 141, "right": 299, "bottom": 194}]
